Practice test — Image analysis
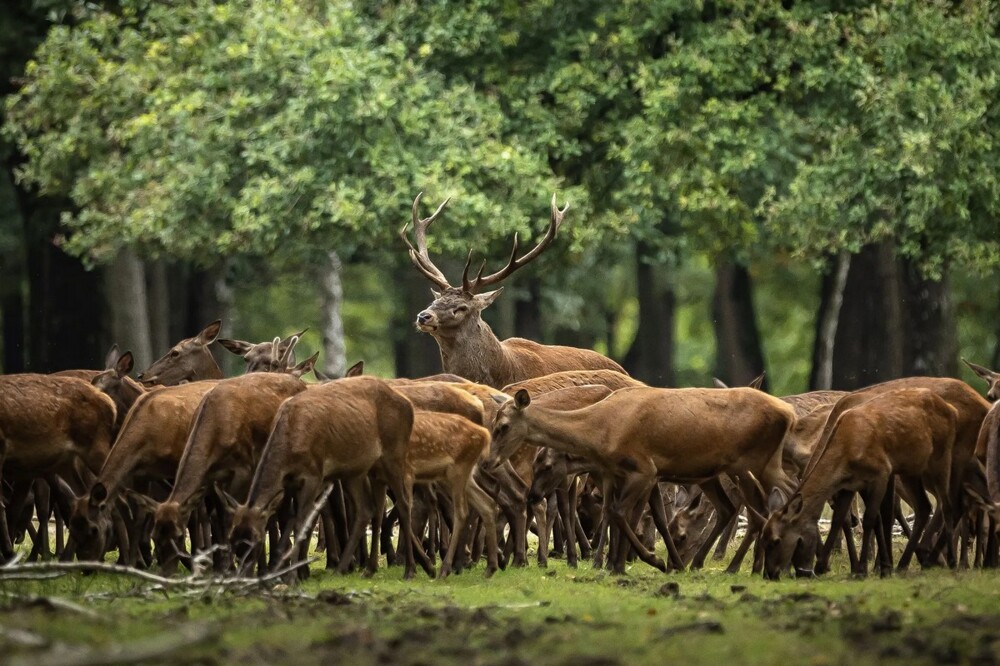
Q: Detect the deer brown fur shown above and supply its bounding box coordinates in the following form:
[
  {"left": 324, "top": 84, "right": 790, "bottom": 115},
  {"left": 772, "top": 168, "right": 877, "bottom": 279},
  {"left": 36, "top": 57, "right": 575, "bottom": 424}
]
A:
[
  {"left": 762, "top": 388, "right": 958, "bottom": 579},
  {"left": 137, "top": 320, "right": 224, "bottom": 386},
  {"left": 491, "top": 386, "right": 796, "bottom": 574}
]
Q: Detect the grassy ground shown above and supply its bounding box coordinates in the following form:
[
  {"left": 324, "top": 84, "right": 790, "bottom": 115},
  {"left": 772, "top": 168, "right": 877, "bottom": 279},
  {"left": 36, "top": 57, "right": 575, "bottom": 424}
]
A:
[{"left": 3, "top": 544, "right": 1000, "bottom": 666}]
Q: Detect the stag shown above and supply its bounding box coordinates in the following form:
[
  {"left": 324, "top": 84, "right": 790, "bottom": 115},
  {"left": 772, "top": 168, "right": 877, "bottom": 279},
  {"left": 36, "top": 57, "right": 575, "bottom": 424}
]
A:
[{"left": 401, "top": 193, "right": 625, "bottom": 388}]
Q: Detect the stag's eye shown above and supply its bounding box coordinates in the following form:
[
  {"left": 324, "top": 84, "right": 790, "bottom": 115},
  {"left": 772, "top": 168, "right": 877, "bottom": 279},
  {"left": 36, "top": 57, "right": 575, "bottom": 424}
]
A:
[
  {"left": 170, "top": 349, "right": 180, "bottom": 358},
  {"left": 493, "top": 423, "right": 509, "bottom": 438},
  {"left": 453, "top": 305, "right": 469, "bottom": 315}
]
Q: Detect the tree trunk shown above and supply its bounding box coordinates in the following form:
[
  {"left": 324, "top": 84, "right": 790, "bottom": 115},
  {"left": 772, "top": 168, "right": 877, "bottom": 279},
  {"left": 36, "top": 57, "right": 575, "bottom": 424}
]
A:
[
  {"left": 899, "top": 259, "right": 958, "bottom": 378},
  {"left": 392, "top": 265, "right": 441, "bottom": 378},
  {"left": 623, "top": 244, "right": 676, "bottom": 387},
  {"left": 514, "top": 277, "right": 543, "bottom": 342},
  {"left": 711, "top": 258, "right": 767, "bottom": 390},
  {"left": 810, "top": 252, "right": 851, "bottom": 390},
  {"left": 186, "top": 266, "right": 230, "bottom": 369},
  {"left": 146, "top": 259, "right": 171, "bottom": 358},
  {"left": 104, "top": 248, "right": 153, "bottom": 370},
  {"left": 319, "top": 251, "right": 347, "bottom": 378},
  {"left": 831, "top": 242, "right": 905, "bottom": 390}
]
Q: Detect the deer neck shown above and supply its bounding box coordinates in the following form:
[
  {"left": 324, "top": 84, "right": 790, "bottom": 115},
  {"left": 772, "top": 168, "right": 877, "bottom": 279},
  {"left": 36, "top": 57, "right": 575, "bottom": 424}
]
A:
[
  {"left": 435, "top": 317, "right": 511, "bottom": 387},
  {"left": 520, "top": 405, "right": 610, "bottom": 462}
]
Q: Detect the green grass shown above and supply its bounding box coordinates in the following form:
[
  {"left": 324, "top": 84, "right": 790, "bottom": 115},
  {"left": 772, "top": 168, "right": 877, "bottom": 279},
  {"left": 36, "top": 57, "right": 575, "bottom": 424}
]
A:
[{"left": 3, "top": 547, "right": 1000, "bottom": 665}]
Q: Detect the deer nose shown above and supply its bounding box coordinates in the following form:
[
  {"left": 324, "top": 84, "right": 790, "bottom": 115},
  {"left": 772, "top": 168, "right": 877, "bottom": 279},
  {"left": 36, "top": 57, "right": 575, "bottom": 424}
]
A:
[{"left": 416, "top": 311, "right": 433, "bottom": 325}]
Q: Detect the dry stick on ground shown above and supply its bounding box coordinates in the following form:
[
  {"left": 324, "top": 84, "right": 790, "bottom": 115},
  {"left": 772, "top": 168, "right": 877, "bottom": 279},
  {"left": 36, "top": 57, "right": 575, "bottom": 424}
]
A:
[
  {"left": 9, "top": 622, "right": 217, "bottom": 666},
  {"left": 271, "top": 482, "right": 336, "bottom": 573}
]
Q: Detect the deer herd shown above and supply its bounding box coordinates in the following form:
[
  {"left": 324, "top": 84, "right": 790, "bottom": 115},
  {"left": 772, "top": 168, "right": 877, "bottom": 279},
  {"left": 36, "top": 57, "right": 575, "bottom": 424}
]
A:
[{"left": 2, "top": 194, "right": 1000, "bottom": 584}]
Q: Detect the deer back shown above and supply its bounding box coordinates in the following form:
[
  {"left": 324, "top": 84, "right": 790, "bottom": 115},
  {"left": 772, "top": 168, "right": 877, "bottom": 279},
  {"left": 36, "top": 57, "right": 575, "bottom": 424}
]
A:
[
  {"left": 390, "top": 381, "right": 485, "bottom": 426},
  {"left": 503, "top": 369, "right": 643, "bottom": 395}
]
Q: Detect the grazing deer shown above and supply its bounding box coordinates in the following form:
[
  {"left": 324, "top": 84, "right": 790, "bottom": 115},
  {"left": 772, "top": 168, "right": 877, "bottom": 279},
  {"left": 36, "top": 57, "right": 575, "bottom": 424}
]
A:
[
  {"left": 761, "top": 388, "right": 958, "bottom": 579},
  {"left": 229, "top": 377, "right": 428, "bottom": 580},
  {"left": 67, "top": 381, "right": 221, "bottom": 563},
  {"left": 137, "top": 320, "right": 224, "bottom": 386},
  {"left": 490, "top": 386, "right": 797, "bottom": 574},
  {"left": 0, "top": 375, "right": 117, "bottom": 560},
  {"left": 136, "top": 352, "right": 319, "bottom": 573},
  {"left": 401, "top": 193, "right": 626, "bottom": 388},
  {"left": 964, "top": 358, "right": 1000, "bottom": 402}
]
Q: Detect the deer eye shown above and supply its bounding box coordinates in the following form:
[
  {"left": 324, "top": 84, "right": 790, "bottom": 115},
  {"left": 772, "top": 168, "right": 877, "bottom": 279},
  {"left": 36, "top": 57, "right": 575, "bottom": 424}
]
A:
[
  {"left": 170, "top": 349, "right": 180, "bottom": 358},
  {"left": 493, "top": 423, "right": 509, "bottom": 438},
  {"left": 453, "top": 305, "right": 469, "bottom": 315}
]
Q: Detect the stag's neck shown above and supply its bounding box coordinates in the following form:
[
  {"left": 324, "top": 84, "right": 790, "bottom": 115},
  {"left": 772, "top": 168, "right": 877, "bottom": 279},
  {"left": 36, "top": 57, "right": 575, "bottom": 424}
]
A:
[
  {"left": 521, "top": 405, "right": 611, "bottom": 462},
  {"left": 436, "top": 318, "right": 512, "bottom": 388}
]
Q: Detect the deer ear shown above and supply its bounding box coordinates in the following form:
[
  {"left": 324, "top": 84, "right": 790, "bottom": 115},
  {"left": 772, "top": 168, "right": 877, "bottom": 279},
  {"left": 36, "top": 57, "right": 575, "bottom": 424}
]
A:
[
  {"left": 104, "top": 344, "right": 121, "bottom": 370},
  {"left": 430, "top": 289, "right": 442, "bottom": 299},
  {"left": 963, "top": 358, "right": 999, "bottom": 382},
  {"left": 768, "top": 487, "right": 788, "bottom": 514},
  {"left": 197, "top": 320, "right": 223, "bottom": 345},
  {"left": 345, "top": 361, "right": 365, "bottom": 377},
  {"left": 491, "top": 393, "right": 510, "bottom": 405},
  {"left": 216, "top": 485, "right": 242, "bottom": 512},
  {"left": 514, "top": 388, "right": 530, "bottom": 409},
  {"left": 712, "top": 377, "right": 728, "bottom": 389},
  {"left": 218, "top": 338, "right": 253, "bottom": 356},
  {"left": 786, "top": 492, "right": 804, "bottom": 518},
  {"left": 674, "top": 487, "right": 690, "bottom": 508},
  {"left": 749, "top": 372, "right": 766, "bottom": 390},
  {"left": 115, "top": 351, "right": 134, "bottom": 378},
  {"left": 473, "top": 288, "right": 503, "bottom": 310},
  {"left": 263, "top": 492, "right": 285, "bottom": 516},
  {"left": 124, "top": 489, "right": 159, "bottom": 514},
  {"left": 90, "top": 482, "right": 109, "bottom": 507},
  {"left": 290, "top": 352, "right": 319, "bottom": 379}
]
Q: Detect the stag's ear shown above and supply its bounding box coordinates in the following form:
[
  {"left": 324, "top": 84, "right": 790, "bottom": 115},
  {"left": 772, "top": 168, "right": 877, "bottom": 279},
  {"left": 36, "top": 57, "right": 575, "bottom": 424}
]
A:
[
  {"left": 430, "top": 289, "right": 442, "bottom": 299},
  {"left": 115, "top": 351, "right": 134, "bottom": 378},
  {"left": 104, "top": 344, "right": 121, "bottom": 370},
  {"left": 197, "top": 319, "right": 223, "bottom": 345},
  {"left": 514, "top": 388, "right": 531, "bottom": 409},
  {"left": 768, "top": 487, "right": 788, "bottom": 514},
  {"left": 90, "top": 482, "right": 109, "bottom": 507},
  {"left": 749, "top": 372, "right": 766, "bottom": 390},
  {"left": 216, "top": 485, "right": 241, "bottom": 512},
  {"left": 473, "top": 288, "right": 503, "bottom": 310},
  {"left": 54, "top": 475, "right": 80, "bottom": 502},
  {"left": 963, "top": 358, "right": 999, "bottom": 382},
  {"left": 263, "top": 492, "right": 285, "bottom": 516},
  {"left": 218, "top": 338, "right": 253, "bottom": 356},
  {"left": 124, "top": 489, "right": 159, "bottom": 514},
  {"left": 786, "top": 493, "right": 804, "bottom": 518},
  {"left": 290, "top": 352, "right": 319, "bottom": 379},
  {"left": 491, "top": 393, "right": 511, "bottom": 405},
  {"left": 345, "top": 361, "right": 365, "bottom": 377},
  {"left": 712, "top": 378, "right": 728, "bottom": 389}
]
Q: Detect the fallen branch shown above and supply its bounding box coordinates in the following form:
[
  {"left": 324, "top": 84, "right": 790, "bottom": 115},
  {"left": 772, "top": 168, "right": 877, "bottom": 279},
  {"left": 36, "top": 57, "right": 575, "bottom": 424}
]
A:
[
  {"left": 9, "top": 622, "right": 216, "bottom": 666},
  {"left": 272, "top": 482, "right": 335, "bottom": 572}
]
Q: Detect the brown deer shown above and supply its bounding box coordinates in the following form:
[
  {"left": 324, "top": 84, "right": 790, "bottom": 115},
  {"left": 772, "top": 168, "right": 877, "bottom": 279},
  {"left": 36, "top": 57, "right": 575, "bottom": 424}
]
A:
[
  {"left": 228, "top": 377, "right": 428, "bottom": 579},
  {"left": 0, "top": 375, "right": 117, "bottom": 560},
  {"left": 218, "top": 330, "right": 307, "bottom": 373},
  {"left": 401, "top": 193, "right": 626, "bottom": 388},
  {"left": 761, "top": 388, "right": 958, "bottom": 579},
  {"left": 137, "top": 352, "right": 320, "bottom": 573},
  {"left": 137, "top": 320, "right": 224, "bottom": 386},
  {"left": 67, "top": 381, "right": 220, "bottom": 562},
  {"left": 490, "top": 386, "right": 797, "bottom": 574},
  {"left": 403, "top": 412, "right": 498, "bottom": 578},
  {"left": 964, "top": 358, "right": 1000, "bottom": 402}
]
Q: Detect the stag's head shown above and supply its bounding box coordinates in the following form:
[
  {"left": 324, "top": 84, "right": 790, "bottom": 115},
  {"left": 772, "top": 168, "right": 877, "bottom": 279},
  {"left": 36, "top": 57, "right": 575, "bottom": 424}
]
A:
[
  {"left": 489, "top": 389, "right": 533, "bottom": 464},
  {"left": 668, "top": 487, "right": 711, "bottom": 560},
  {"left": 963, "top": 358, "right": 1000, "bottom": 402},
  {"left": 218, "top": 330, "right": 307, "bottom": 373},
  {"left": 228, "top": 493, "right": 283, "bottom": 572},
  {"left": 527, "top": 448, "right": 568, "bottom": 505},
  {"left": 138, "top": 320, "right": 223, "bottom": 387},
  {"left": 401, "top": 193, "right": 568, "bottom": 338}
]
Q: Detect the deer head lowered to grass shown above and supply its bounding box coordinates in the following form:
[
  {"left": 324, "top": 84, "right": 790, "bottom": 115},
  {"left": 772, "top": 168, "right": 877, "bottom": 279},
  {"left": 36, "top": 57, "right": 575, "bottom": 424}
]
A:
[{"left": 401, "top": 193, "right": 626, "bottom": 389}]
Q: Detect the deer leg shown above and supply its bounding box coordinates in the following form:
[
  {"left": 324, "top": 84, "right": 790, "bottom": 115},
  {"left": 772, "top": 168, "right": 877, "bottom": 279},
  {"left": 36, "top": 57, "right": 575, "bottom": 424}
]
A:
[
  {"left": 0, "top": 443, "right": 12, "bottom": 560},
  {"left": 365, "top": 479, "right": 388, "bottom": 577},
  {"left": 855, "top": 478, "right": 889, "bottom": 577},
  {"left": 897, "top": 477, "right": 931, "bottom": 571},
  {"left": 713, "top": 513, "right": 738, "bottom": 562},
  {"left": 816, "top": 491, "right": 854, "bottom": 574},
  {"left": 690, "top": 478, "right": 738, "bottom": 570},
  {"left": 440, "top": 472, "right": 471, "bottom": 580},
  {"left": 557, "top": 482, "right": 578, "bottom": 568},
  {"left": 321, "top": 504, "right": 340, "bottom": 570},
  {"left": 32, "top": 480, "right": 52, "bottom": 561},
  {"left": 592, "top": 476, "right": 613, "bottom": 569},
  {"left": 338, "top": 476, "right": 372, "bottom": 575},
  {"left": 380, "top": 505, "right": 398, "bottom": 567},
  {"left": 646, "top": 484, "right": 685, "bottom": 571},
  {"left": 609, "top": 474, "right": 665, "bottom": 574},
  {"left": 536, "top": 493, "right": 555, "bottom": 567}
]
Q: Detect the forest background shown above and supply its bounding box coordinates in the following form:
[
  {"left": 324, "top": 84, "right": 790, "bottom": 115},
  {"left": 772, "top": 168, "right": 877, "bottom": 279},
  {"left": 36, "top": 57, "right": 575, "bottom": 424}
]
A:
[{"left": 1, "top": 0, "right": 999, "bottom": 397}]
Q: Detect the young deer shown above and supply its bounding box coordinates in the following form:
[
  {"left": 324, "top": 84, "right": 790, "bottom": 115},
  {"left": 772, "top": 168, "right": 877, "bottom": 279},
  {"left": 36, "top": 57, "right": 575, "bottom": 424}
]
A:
[
  {"left": 761, "top": 388, "right": 958, "bottom": 579},
  {"left": 401, "top": 193, "right": 625, "bottom": 388}
]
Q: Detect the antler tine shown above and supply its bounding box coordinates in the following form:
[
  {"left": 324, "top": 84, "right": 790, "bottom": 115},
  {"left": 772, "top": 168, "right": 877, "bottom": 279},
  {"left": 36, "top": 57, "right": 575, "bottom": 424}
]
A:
[
  {"left": 400, "top": 192, "right": 453, "bottom": 290},
  {"left": 279, "top": 335, "right": 300, "bottom": 368},
  {"left": 467, "top": 194, "right": 568, "bottom": 292},
  {"left": 461, "top": 250, "right": 488, "bottom": 294}
]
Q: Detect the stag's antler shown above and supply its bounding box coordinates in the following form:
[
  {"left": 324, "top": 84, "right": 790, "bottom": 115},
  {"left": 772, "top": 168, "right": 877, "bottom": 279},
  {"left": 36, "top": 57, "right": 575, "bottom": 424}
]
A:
[
  {"left": 400, "top": 193, "right": 453, "bottom": 290},
  {"left": 462, "top": 194, "right": 569, "bottom": 294}
]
